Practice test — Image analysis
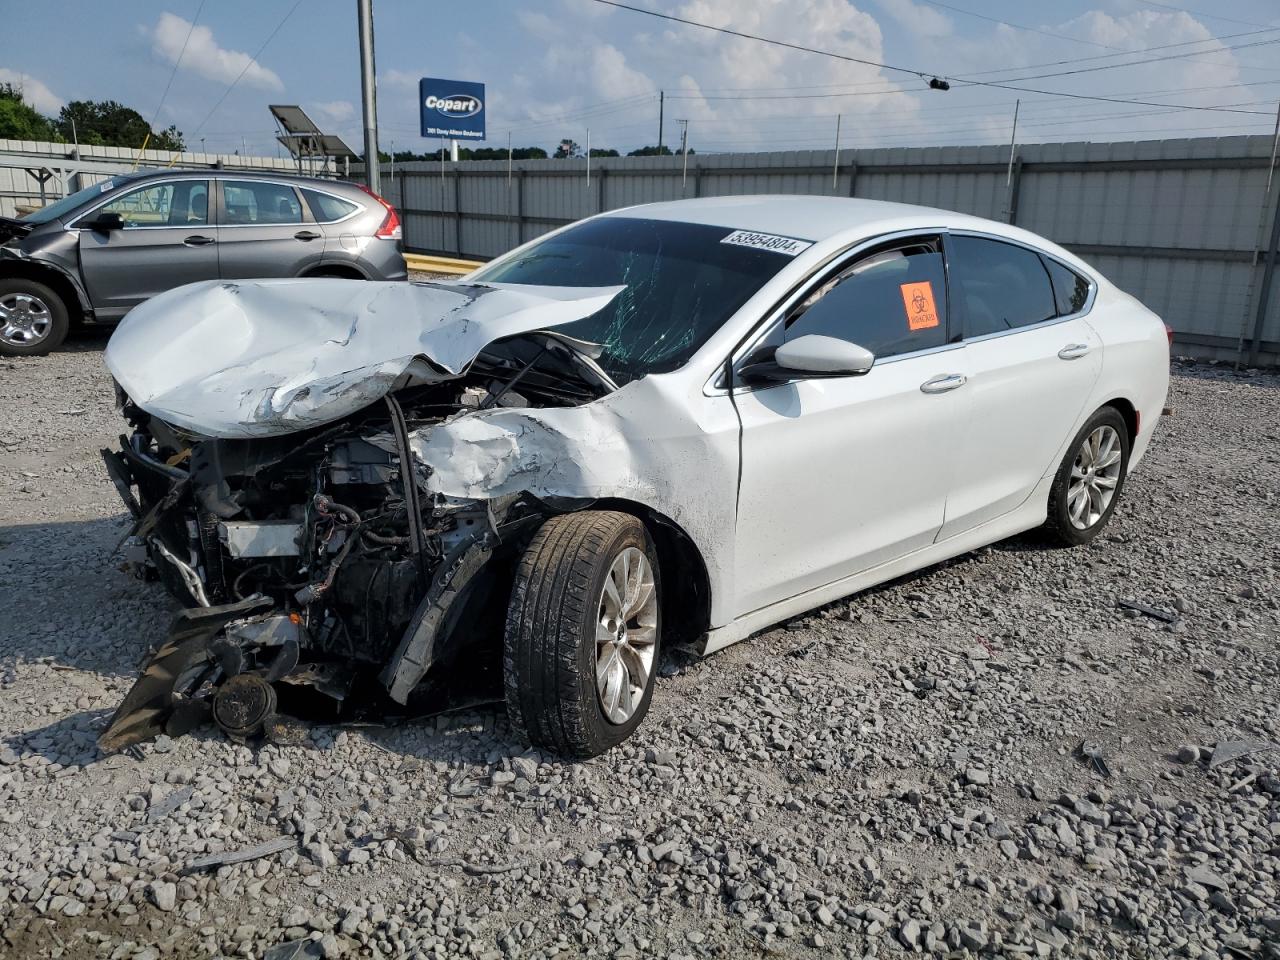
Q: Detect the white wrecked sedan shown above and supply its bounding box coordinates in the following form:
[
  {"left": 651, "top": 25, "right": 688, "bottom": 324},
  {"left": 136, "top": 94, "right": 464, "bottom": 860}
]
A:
[{"left": 100, "top": 196, "right": 1170, "bottom": 757}]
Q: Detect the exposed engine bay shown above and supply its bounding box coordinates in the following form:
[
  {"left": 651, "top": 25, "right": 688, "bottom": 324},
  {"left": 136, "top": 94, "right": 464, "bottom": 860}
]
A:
[{"left": 98, "top": 285, "right": 623, "bottom": 751}]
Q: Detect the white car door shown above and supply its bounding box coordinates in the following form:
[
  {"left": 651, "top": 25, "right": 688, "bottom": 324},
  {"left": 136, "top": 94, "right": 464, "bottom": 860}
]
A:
[
  {"left": 937, "top": 234, "right": 1103, "bottom": 539},
  {"left": 730, "top": 236, "right": 969, "bottom": 617}
]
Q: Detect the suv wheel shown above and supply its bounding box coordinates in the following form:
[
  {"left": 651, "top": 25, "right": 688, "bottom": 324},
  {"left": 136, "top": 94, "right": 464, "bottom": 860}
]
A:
[
  {"left": 0, "top": 278, "right": 70, "bottom": 357},
  {"left": 504, "top": 511, "right": 661, "bottom": 758}
]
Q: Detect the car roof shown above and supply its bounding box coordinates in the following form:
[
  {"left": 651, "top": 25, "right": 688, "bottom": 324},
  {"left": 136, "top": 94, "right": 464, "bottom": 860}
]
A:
[
  {"left": 124, "top": 168, "right": 347, "bottom": 189},
  {"left": 601, "top": 195, "right": 1011, "bottom": 244}
]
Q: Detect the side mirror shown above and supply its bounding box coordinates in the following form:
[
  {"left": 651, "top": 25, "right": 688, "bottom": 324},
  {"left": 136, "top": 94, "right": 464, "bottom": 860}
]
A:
[
  {"left": 776, "top": 335, "right": 875, "bottom": 376},
  {"left": 80, "top": 212, "right": 125, "bottom": 232},
  {"left": 738, "top": 334, "right": 875, "bottom": 386}
]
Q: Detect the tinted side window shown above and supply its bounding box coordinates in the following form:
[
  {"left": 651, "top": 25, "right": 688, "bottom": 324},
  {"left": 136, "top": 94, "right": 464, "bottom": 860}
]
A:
[
  {"left": 949, "top": 236, "right": 1056, "bottom": 338},
  {"left": 99, "top": 181, "right": 208, "bottom": 227},
  {"left": 223, "top": 181, "right": 303, "bottom": 225},
  {"left": 1043, "top": 256, "right": 1091, "bottom": 316},
  {"left": 302, "top": 189, "right": 359, "bottom": 223},
  {"left": 785, "top": 243, "right": 947, "bottom": 359}
]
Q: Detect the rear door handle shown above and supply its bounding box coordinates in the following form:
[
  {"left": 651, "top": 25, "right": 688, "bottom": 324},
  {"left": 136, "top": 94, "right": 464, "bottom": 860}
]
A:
[
  {"left": 294, "top": 230, "right": 322, "bottom": 241},
  {"left": 183, "top": 235, "right": 215, "bottom": 246},
  {"left": 1058, "top": 343, "right": 1090, "bottom": 360},
  {"left": 920, "top": 373, "right": 967, "bottom": 394}
]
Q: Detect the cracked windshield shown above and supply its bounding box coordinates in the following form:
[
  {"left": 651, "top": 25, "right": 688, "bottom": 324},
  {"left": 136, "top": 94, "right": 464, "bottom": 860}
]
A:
[{"left": 473, "top": 217, "right": 794, "bottom": 383}]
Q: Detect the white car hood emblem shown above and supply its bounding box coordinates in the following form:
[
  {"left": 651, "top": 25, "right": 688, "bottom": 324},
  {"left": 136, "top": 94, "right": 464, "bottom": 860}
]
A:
[{"left": 105, "top": 278, "right": 623, "bottom": 439}]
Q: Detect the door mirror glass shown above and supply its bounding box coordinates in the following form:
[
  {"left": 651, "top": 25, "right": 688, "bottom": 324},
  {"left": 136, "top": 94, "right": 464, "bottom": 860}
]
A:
[
  {"left": 738, "top": 335, "right": 875, "bottom": 386},
  {"left": 81, "top": 212, "right": 125, "bottom": 232}
]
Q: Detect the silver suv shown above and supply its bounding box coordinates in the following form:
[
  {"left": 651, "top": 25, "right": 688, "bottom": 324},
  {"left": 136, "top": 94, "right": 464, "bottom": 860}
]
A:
[{"left": 0, "top": 170, "right": 407, "bottom": 356}]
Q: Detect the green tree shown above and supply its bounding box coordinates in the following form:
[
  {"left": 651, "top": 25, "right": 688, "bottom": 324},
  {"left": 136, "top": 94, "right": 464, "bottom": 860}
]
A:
[
  {"left": 587, "top": 148, "right": 619, "bottom": 158},
  {"left": 391, "top": 146, "right": 550, "bottom": 162},
  {"left": 627, "top": 144, "right": 673, "bottom": 157},
  {"left": 0, "top": 84, "right": 59, "bottom": 141},
  {"left": 553, "top": 138, "right": 581, "bottom": 159},
  {"left": 55, "top": 100, "right": 184, "bottom": 151}
]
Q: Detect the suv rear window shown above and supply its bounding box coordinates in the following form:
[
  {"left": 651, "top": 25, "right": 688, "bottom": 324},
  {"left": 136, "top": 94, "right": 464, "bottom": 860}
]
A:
[{"left": 302, "top": 189, "right": 359, "bottom": 223}]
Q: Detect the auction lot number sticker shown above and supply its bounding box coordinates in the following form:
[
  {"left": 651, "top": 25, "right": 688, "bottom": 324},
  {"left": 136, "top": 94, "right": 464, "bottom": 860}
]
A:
[{"left": 720, "top": 230, "right": 813, "bottom": 256}]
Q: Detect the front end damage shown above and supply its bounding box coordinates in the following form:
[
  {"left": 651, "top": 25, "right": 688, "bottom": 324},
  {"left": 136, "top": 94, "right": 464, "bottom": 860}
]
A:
[{"left": 98, "top": 279, "right": 625, "bottom": 751}]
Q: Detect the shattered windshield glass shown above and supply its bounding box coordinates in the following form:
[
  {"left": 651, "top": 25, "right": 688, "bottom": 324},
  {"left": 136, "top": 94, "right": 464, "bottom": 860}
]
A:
[{"left": 472, "top": 217, "right": 795, "bottom": 383}]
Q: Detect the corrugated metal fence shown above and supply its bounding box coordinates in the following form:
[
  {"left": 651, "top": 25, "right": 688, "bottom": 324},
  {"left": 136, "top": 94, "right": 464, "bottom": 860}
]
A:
[
  {"left": 0, "top": 138, "right": 327, "bottom": 218},
  {"left": 379, "top": 136, "right": 1280, "bottom": 365}
]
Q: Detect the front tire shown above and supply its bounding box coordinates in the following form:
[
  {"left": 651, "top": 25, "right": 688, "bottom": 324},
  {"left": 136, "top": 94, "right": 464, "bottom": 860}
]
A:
[
  {"left": 504, "top": 511, "right": 661, "bottom": 758},
  {"left": 1044, "top": 406, "right": 1130, "bottom": 546},
  {"left": 0, "top": 278, "right": 69, "bottom": 357}
]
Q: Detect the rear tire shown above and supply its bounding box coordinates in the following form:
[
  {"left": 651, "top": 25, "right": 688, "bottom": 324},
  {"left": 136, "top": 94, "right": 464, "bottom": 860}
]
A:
[
  {"left": 1044, "top": 406, "right": 1130, "bottom": 546},
  {"left": 0, "top": 278, "right": 69, "bottom": 357},
  {"left": 503, "top": 511, "right": 661, "bottom": 758}
]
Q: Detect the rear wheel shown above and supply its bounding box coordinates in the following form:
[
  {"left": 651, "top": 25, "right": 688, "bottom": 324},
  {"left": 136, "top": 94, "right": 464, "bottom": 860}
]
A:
[
  {"left": 0, "top": 278, "right": 69, "bottom": 357},
  {"left": 503, "top": 511, "right": 660, "bottom": 758},
  {"left": 1044, "top": 406, "right": 1130, "bottom": 546}
]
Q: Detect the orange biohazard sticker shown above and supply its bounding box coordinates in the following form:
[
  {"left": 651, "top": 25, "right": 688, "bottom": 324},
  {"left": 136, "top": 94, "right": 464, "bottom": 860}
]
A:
[{"left": 900, "top": 281, "right": 940, "bottom": 331}]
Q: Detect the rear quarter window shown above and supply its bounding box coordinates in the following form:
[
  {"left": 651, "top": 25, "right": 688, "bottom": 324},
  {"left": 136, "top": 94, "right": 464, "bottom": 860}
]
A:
[
  {"left": 302, "top": 189, "right": 360, "bottom": 223},
  {"left": 1042, "top": 256, "right": 1091, "bottom": 316}
]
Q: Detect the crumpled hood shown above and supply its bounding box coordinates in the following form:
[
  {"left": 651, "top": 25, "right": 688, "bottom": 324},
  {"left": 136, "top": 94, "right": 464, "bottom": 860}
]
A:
[{"left": 105, "top": 277, "right": 623, "bottom": 439}]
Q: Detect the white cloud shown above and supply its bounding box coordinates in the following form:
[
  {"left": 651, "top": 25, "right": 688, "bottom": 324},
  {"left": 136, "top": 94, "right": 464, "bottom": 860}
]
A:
[
  {"left": 0, "top": 69, "right": 64, "bottom": 114},
  {"left": 313, "top": 99, "right": 355, "bottom": 123},
  {"left": 150, "top": 12, "right": 283, "bottom": 91},
  {"left": 875, "top": 0, "right": 952, "bottom": 39}
]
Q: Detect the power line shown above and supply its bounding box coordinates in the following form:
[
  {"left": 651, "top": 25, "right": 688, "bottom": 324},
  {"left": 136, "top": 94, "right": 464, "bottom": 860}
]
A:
[
  {"left": 1137, "top": 0, "right": 1277, "bottom": 29},
  {"left": 918, "top": 0, "right": 1280, "bottom": 76},
  {"left": 955, "top": 35, "right": 1280, "bottom": 87},
  {"left": 588, "top": 0, "right": 1278, "bottom": 116},
  {"left": 588, "top": 0, "right": 936, "bottom": 82},
  {"left": 191, "top": 0, "right": 303, "bottom": 136},
  {"left": 917, "top": 0, "right": 1118, "bottom": 50},
  {"left": 147, "top": 0, "right": 206, "bottom": 135},
  {"left": 958, "top": 25, "right": 1280, "bottom": 79}
]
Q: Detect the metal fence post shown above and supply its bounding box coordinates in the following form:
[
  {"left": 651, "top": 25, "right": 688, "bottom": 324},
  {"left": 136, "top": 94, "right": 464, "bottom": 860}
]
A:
[
  {"left": 1006, "top": 156, "right": 1023, "bottom": 225},
  {"left": 1248, "top": 185, "right": 1280, "bottom": 366},
  {"left": 847, "top": 161, "right": 859, "bottom": 198},
  {"left": 516, "top": 168, "right": 526, "bottom": 248},
  {"left": 598, "top": 165, "right": 607, "bottom": 213},
  {"left": 398, "top": 168, "right": 408, "bottom": 249},
  {"left": 453, "top": 168, "right": 462, "bottom": 255}
]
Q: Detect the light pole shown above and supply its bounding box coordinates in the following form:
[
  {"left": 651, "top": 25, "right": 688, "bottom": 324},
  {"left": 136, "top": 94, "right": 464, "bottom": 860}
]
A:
[{"left": 357, "top": 0, "right": 381, "bottom": 194}]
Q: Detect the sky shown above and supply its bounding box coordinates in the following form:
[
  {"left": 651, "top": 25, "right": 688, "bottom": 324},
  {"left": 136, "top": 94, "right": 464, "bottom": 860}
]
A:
[{"left": 3, "top": 0, "right": 1280, "bottom": 159}]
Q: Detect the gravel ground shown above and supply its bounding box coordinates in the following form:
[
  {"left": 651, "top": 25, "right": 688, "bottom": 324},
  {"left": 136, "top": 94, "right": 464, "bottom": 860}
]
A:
[{"left": 1, "top": 331, "right": 1278, "bottom": 960}]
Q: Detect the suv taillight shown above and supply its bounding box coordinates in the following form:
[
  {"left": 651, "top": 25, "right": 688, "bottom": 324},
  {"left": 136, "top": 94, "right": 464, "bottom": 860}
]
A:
[
  {"left": 1164, "top": 322, "right": 1174, "bottom": 347},
  {"left": 356, "top": 183, "right": 402, "bottom": 240}
]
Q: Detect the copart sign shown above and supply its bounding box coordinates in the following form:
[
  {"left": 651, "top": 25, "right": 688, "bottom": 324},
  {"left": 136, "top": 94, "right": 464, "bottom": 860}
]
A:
[{"left": 419, "top": 77, "right": 486, "bottom": 140}]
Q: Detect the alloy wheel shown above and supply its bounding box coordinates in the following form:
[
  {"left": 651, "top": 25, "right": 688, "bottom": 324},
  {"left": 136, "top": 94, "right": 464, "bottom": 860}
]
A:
[
  {"left": 1067, "top": 425, "right": 1123, "bottom": 530},
  {"left": 594, "top": 546, "right": 658, "bottom": 724},
  {"left": 0, "top": 292, "right": 53, "bottom": 348}
]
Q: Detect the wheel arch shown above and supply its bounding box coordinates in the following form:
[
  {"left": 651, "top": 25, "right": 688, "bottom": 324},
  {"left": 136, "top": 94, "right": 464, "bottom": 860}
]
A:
[
  {"left": 0, "top": 259, "right": 90, "bottom": 322},
  {"left": 1101, "top": 396, "right": 1139, "bottom": 446},
  {"left": 300, "top": 262, "right": 369, "bottom": 280},
  {"left": 588, "top": 498, "right": 713, "bottom": 646}
]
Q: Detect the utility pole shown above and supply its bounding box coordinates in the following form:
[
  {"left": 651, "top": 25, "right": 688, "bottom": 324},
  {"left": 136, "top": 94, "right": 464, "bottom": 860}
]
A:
[
  {"left": 677, "top": 119, "right": 689, "bottom": 191},
  {"left": 658, "top": 90, "right": 664, "bottom": 152},
  {"left": 357, "top": 0, "right": 381, "bottom": 194},
  {"left": 1005, "top": 99, "right": 1020, "bottom": 187},
  {"left": 832, "top": 114, "right": 841, "bottom": 191}
]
